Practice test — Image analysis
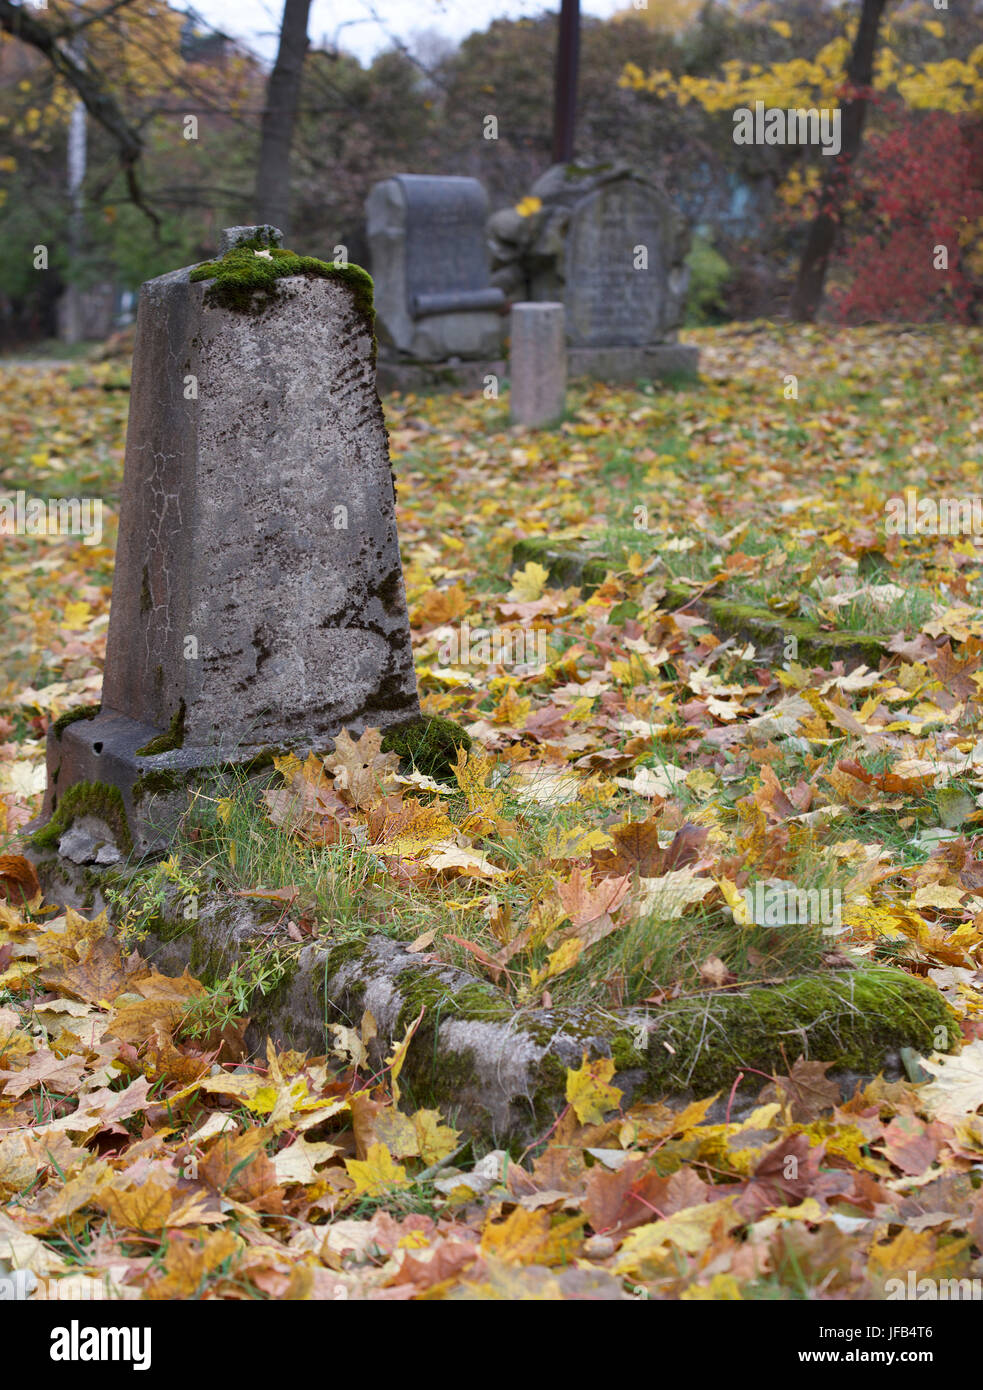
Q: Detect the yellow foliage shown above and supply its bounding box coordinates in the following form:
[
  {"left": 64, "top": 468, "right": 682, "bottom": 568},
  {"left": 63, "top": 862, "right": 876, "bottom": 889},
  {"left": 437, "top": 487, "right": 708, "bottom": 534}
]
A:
[{"left": 619, "top": 30, "right": 983, "bottom": 116}]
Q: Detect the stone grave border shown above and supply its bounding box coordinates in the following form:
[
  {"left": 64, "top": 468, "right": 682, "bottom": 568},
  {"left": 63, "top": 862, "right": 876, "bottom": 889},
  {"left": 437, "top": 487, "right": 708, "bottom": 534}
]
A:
[
  {"left": 25, "top": 844, "right": 955, "bottom": 1146},
  {"left": 511, "top": 537, "right": 891, "bottom": 669}
]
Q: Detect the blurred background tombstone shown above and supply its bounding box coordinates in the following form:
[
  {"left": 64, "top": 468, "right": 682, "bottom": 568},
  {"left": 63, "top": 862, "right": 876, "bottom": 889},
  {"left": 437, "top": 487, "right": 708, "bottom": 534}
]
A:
[
  {"left": 490, "top": 164, "right": 698, "bottom": 383},
  {"left": 367, "top": 174, "right": 506, "bottom": 392}
]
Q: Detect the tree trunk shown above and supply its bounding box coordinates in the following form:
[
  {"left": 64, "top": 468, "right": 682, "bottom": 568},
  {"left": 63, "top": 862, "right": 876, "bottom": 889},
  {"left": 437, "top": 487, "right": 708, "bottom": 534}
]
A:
[
  {"left": 552, "top": 0, "right": 581, "bottom": 164},
  {"left": 790, "top": 0, "right": 890, "bottom": 322},
  {"left": 254, "top": 0, "right": 311, "bottom": 236}
]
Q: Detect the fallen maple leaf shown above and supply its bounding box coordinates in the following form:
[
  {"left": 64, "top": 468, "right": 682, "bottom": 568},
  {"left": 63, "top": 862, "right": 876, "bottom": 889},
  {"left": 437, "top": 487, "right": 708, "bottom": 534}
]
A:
[
  {"left": 756, "top": 1057, "right": 841, "bottom": 1123},
  {"left": 386, "top": 1008, "right": 424, "bottom": 1105},
  {"left": 920, "top": 1039, "right": 983, "bottom": 1123},
  {"left": 0, "top": 854, "right": 41, "bottom": 909},
  {"left": 416, "top": 843, "right": 506, "bottom": 879},
  {"left": 556, "top": 867, "right": 630, "bottom": 926},
  {"left": 323, "top": 728, "right": 401, "bottom": 809},
  {"left": 615, "top": 763, "right": 687, "bottom": 798},
  {"left": 636, "top": 868, "right": 714, "bottom": 920},
  {"left": 566, "top": 1054, "right": 622, "bottom": 1125},
  {"left": 508, "top": 561, "right": 550, "bottom": 603},
  {"left": 345, "top": 1142, "right": 409, "bottom": 1196}
]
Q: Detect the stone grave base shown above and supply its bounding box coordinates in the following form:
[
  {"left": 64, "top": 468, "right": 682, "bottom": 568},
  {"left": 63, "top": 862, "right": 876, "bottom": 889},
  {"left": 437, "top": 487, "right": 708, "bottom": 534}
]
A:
[
  {"left": 34, "top": 706, "right": 417, "bottom": 865},
  {"left": 19, "top": 855, "right": 957, "bottom": 1144},
  {"left": 567, "top": 343, "right": 699, "bottom": 383},
  {"left": 376, "top": 357, "right": 505, "bottom": 395},
  {"left": 36, "top": 709, "right": 218, "bottom": 864}
]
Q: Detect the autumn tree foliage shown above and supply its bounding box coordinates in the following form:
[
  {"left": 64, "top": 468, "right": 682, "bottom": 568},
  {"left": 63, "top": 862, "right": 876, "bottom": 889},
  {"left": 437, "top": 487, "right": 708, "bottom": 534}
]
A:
[
  {"left": 619, "top": 2, "right": 983, "bottom": 320},
  {"left": 828, "top": 106, "right": 983, "bottom": 323}
]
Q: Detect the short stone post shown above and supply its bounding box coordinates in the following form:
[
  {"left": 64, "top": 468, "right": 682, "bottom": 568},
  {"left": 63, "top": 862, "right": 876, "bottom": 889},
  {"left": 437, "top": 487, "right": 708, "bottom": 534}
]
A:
[{"left": 509, "top": 302, "right": 566, "bottom": 428}]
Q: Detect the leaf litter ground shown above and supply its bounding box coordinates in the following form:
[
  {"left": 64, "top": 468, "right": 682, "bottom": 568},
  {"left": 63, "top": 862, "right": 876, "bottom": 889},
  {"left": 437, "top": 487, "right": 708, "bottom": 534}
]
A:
[{"left": 2, "top": 324, "right": 983, "bottom": 1298}]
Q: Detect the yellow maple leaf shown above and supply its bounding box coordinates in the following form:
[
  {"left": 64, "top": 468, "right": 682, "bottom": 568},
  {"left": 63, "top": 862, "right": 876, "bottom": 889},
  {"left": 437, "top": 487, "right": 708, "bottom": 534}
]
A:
[
  {"left": 491, "top": 686, "right": 531, "bottom": 727},
  {"left": 273, "top": 1136, "right": 341, "bottom": 1184},
  {"left": 201, "top": 1052, "right": 348, "bottom": 1132},
  {"left": 97, "top": 1180, "right": 176, "bottom": 1233},
  {"left": 542, "top": 825, "right": 613, "bottom": 860},
  {"left": 411, "top": 1109, "right": 460, "bottom": 1165},
  {"left": 344, "top": 1142, "right": 408, "bottom": 1196},
  {"left": 717, "top": 876, "right": 751, "bottom": 925},
  {"left": 615, "top": 1200, "right": 741, "bottom": 1275},
  {"left": 565, "top": 1053, "right": 622, "bottom": 1124},
  {"left": 147, "top": 1230, "right": 240, "bottom": 1299},
  {"left": 386, "top": 1008, "right": 424, "bottom": 1104},
  {"left": 480, "top": 1207, "right": 583, "bottom": 1265},
  {"left": 529, "top": 937, "right": 583, "bottom": 992},
  {"left": 681, "top": 1273, "right": 743, "bottom": 1300},
  {"left": 866, "top": 1227, "right": 942, "bottom": 1282},
  {"left": 0, "top": 759, "right": 46, "bottom": 798},
  {"left": 63, "top": 601, "right": 92, "bottom": 629},
  {"left": 370, "top": 801, "right": 458, "bottom": 860},
  {"left": 417, "top": 842, "right": 507, "bottom": 879},
  {"left": 508, "top": 561, "right": 550, "bottom": 602},
  {"left": 841, "top": 902, "right": 914, "bottom": 940},
  {"left": 911, "top": 884, "right": 967, "bottom": 911}
]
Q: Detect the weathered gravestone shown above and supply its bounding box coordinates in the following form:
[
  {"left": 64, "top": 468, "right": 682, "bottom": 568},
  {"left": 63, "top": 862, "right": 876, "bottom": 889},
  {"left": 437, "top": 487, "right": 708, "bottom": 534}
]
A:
[
  {"left": 34, "top": 226, "right": 421, "bottom": 868},
  {"left": 58, "top": 280, "right": 117, "bottom": 344},
  {"left": 509, "top": 303, "right": 566, "bottom": 428},
  {"left": 366, "top": 174, "right": 505, "bottom": 391},
  {"left": 489, "top": 164, "right": 698, "bottom": 383}
]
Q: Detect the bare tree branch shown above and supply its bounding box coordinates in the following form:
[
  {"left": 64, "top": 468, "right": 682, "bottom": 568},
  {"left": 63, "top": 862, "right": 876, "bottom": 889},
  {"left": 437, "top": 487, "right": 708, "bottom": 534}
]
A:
[{"left": 0, "top": 0, "right": 159, "bottom": 228}]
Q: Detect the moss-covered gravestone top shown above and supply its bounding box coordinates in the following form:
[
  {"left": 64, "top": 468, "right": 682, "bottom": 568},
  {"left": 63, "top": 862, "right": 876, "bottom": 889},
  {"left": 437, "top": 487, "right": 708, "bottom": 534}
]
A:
[{"left": 36, "top": 225, "right": 421, "bottom": 863}]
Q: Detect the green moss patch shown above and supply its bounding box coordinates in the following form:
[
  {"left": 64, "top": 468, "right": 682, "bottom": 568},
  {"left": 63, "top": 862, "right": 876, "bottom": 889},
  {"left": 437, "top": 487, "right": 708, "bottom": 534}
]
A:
[
  {"left": 136, "top": 700, "right": 186, "bottom": 758},
  {"left": 30, "top": 779, "right": 133, "bottom": 857},
  {"left": 190, "top": 245, "right": 375, "bottom": 326},
  {"left": 126, "top": 888, "right": 958, "bottom": 1142},
  {"left": 51, "top": 704, "right": 101, "bottom": 739},
  {"left": 624, "top": 968, "right": 956, "bottom": 1097},
  {"left": 381, "top": 716, "right": 472, "bottom": 780}
]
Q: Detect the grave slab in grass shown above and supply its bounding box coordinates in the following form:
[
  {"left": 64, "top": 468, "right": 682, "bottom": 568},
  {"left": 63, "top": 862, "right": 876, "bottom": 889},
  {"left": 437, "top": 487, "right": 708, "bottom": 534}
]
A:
[
  {"left": 511, "top": 536, "right": 890, "bottom": 669},
  {"left": 127, "top": 887, "right": 957, "bottom": 1145}
]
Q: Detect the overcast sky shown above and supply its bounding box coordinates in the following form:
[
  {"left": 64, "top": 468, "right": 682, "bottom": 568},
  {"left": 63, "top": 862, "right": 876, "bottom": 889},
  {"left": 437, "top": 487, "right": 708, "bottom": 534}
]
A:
[{"left": 187, "top": 0, "right": 628, "bottom": 66}]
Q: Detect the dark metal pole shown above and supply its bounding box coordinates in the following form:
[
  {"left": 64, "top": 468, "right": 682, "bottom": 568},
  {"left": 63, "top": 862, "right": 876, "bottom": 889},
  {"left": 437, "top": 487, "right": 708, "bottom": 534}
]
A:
[{"left": 552, "top": 0, "right": 580, "bottom": 165}]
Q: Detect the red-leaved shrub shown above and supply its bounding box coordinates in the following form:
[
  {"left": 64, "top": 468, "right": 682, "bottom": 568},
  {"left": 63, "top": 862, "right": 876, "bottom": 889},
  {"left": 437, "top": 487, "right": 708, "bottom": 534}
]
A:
[{"left": 829, "top": 104, "right": 983, "bottom": 323}]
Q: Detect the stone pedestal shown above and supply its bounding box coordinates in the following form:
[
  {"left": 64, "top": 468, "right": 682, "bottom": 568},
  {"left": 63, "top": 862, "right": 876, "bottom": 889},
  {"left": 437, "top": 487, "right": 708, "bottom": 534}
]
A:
[
  {"left": 36, "top": 228, "right": 421, "bottom": 862},
  {"left": 509, "top": 303, "right": 566, "bottom": 427}
]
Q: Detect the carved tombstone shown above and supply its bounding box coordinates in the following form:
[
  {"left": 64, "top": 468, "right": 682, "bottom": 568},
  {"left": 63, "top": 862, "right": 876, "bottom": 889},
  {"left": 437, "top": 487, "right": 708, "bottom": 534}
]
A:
[
  {"left": 366, "top": 174, "right": 505, "bottom": 366},
  {"left": 489, "top": 165, "right": 698, "bottom": 382}
]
